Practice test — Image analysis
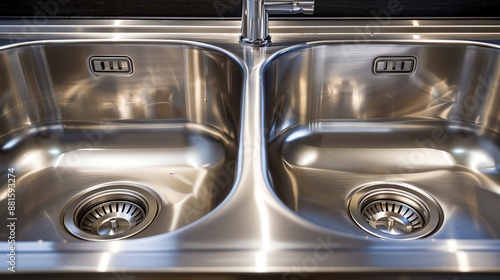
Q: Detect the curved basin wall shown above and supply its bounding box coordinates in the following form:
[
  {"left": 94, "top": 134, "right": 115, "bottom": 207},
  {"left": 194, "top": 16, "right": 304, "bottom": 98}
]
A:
[
  {"left": 0, "top": 42, "right": 244, "bottom": 241},
  {"left": 264, "top": 42, "right": 500, "bottom": 239},
  {"left": 0, "top": 42, "right": 243, "bottom": 139},
  {"left": 264, "top": 42, "right": 500, "bottom": 138}
]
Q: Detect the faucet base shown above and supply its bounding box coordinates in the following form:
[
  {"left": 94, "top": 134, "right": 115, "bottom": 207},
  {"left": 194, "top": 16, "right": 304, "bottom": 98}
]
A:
[{"left": 239, "top": 35, "right": 272, "bottom": 47}]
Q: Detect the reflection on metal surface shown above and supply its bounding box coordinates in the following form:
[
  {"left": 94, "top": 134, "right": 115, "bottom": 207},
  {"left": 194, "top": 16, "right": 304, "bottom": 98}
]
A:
[
  {"left": 265, "top": 42, "right": 500, "bottom": 241},
  {"left": 456, "top": 251, "right": 471, "bottom": 272},
  {"left": 97, "top": 252, "right": 111, "bottom": 272},
  {"left": 0, "top": 41, "right": 243, "bottom": 140},
  {"left": 448, "top": 239, "right": 471, "bottom": 272},
  {"left": 264, "top": 42, "right": 500, "bottom": 138},
  {"left": 0, "top": 41, "right": 242, "bottom": 242}
]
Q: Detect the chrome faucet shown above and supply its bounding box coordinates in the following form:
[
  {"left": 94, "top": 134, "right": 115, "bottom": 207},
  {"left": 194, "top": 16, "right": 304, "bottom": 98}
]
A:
[{"left": 240, "top": 0, "right": 314, "bottom": 46}]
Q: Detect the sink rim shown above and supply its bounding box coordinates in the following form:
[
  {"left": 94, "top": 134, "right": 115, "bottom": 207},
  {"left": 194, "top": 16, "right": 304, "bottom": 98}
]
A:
[
  {"left": 0, "top": 38, "right": 248, "bottom": 70},
  {"left": 261, "top": 39, "right": 500, "bottom": 73}
]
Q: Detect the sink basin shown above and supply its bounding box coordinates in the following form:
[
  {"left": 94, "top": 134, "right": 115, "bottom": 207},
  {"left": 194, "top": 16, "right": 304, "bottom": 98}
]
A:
[
  {"left": 264, "top": 41, "right": 500, "bottom": 239},
  {"left": 0, "top": 41, "right": 243, "bottom": 241}
]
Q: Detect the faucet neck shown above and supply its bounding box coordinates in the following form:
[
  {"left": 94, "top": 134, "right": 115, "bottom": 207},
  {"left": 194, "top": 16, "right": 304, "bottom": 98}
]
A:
[
  {"left": 240, "top": 0, "right": 314, "bottom": 47},
  {"left": 240, "top": 0, "right": 271, "bottom": 47}
]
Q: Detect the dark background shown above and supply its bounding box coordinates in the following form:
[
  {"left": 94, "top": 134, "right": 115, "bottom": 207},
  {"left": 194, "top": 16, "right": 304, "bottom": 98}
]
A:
[{"left": 0, "top": 0, "right": 499, "bottom": 18}]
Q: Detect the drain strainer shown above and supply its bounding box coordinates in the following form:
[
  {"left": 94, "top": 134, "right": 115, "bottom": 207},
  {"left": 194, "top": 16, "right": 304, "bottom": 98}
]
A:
[
  {"left": 62, "top": 182, "right": 160, "bottom": 241},
  {"left": 362, "top": 200, "right": 424, "bottom": 235},
  {"left": 347, "top": 182, "right": 443, "bottom": 240},
  {"left": 79, "top": 201, "right": 146, "bottom": 236}
]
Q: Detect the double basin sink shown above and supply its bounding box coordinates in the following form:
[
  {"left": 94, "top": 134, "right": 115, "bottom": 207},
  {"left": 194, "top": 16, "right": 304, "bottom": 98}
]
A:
[{"left": 1, "top": 21, "right": 500, "bottom": 276}]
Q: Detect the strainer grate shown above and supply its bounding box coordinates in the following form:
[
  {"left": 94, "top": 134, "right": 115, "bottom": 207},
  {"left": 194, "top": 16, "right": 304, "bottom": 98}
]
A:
[{"left": 79, "top": 200, "right": 146, "bottom": 236}]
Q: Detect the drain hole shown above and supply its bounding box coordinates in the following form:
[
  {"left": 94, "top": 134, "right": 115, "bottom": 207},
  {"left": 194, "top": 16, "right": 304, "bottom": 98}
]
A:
[
  {"left": 348, "top": 182, "right": 443, "bottom": 240},
  {"left": 361, "top": 200, "right": 425, "bottom": 236},
  {"left": 63, "top": 183, "right": 160, "bottom": 241},
  {"left": 78, "top": 200, "right": 146, "bottom": 236}
]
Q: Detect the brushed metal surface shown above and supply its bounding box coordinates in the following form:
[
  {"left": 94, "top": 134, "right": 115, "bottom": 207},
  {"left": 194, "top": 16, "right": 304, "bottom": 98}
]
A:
[
  {"left": 0, "top": 19, "right": 500, "bottom": 277},
  {"left": 0, "top": 41, "right": 242, "bottom": 242},
  {"left": 265, "top": 42, "right": 500, "bottom": 240}
]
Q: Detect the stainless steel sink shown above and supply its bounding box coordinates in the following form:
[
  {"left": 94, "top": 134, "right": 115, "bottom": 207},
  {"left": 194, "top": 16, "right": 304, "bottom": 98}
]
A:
[
  {"left": 1, "top": 20, "right": 500, "bottom": 277},
  {"left": 265, "top": 41, "right": 500, "bottom": 240},
  {"left": 0, "top": 41, "right": 243, "bottom": 241}
]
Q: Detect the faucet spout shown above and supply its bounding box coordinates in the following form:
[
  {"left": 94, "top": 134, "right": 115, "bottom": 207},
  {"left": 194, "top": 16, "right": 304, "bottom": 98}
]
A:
[
  {"left": 265, "top": 0, "right": 314, "bottom": 14},
  {"left": 240, "top": 0, "right": 314, "bottom": 46}
]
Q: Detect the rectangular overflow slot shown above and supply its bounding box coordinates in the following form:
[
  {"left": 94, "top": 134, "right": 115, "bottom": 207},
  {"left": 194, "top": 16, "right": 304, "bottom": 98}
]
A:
[
  {"left": 373, "top": 56, "right": 416, "bottom": 75},
  {"left": 90, "top": 56, "right": 133, "bottom": 74}
]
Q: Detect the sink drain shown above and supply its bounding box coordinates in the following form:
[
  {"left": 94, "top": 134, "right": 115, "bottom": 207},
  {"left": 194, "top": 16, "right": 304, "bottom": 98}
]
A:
[
  {"left": 62, "top": 183, "right": 160, "bottom": 241},
  {"left": 361, "top": 200, "right": 425, "bottom": 235},
  {"left": 79, "top": 201, "right": 146, "bottom": 236},
  {"left": 347, "top": 182, "right": 443, "bottom": 240}
]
